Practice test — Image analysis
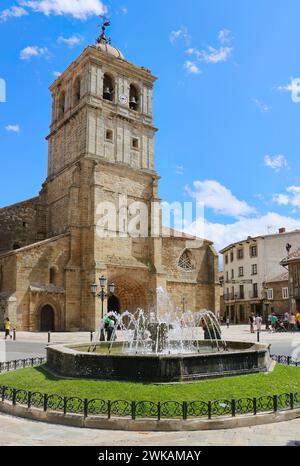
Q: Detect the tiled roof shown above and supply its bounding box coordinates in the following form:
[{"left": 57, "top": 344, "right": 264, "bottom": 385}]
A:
[{"left": 267, "top": 271, "right": 289, "bottom": 283}]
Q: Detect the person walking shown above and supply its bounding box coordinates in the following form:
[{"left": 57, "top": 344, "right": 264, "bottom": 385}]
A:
[
  {"left": 226, "top": 317, "right": 230, "bottom": 329},
  {"left": 271, "top": 313, "right": 278, "bottom": 333},
  {"left": 288, "top": 313, "right": 297, "bottom": 332},
  {"left": 267, "top": 312, "right": 272, "bottom": 331},
  {"left": 249, "top": 313, "right": 255, "bottom": 333},
  {"left": 4, "top": 318, "right": 12, "bottom": 340},
  {"left": 296, "top": 311, "right": 300, "bottom": 332},
  {"left": 283, "top": 311, "right": 289, "bottom": 330},
  {"left": 255, "top": 314, "right": 262, "bottom": 332}
]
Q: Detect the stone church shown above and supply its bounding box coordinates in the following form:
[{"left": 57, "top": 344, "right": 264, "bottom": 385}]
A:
[{"left": 0, "top": 27, "right": 219, "bottom": 332}]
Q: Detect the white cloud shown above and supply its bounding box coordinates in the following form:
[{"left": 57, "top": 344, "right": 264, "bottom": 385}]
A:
[
  {"left": 253, "top": 98, "right": 272, "bottom": 113},
  {"left": 20, "top": 45, "right": 49, "bottom": 60},
  {"left": 53, "top": 71, "right": 62, "bottom": 78},
  {"left": 0, "top": 6, "right": 28, "bottom": 22},
  {"left": 273, "top": 186, "right": 300, "bottom": 208},
  {"left": 5, "top": 124, "right": 21, "bottom": 133},
  {"left": 218, "top": 29, "right": 232, "bottom": 44},
  {"left": 175, "top": 165, "right": 184, "bottom": 175},
  {"left": 264, "top": 154, "right": 289, "bottom": 172},
  {"left": 184, "top": 61, "right": 201, "bottom": 75},
  {"left": 120, "top": 7, "right": 128, "bottom": 14},
  {"left": 186, "top": 180, "right": 256, "bottom": 217},
  {"left": 20, "top": 0, "right": 107, "bottom": 20},
  {"left": 186, "top": 212, "right": 300, "bottom": 253},
  {"left": 57, "top": 34, "right": 83, "bottom": 47},
  {"left": 189, "top": 45, "right": 232, "bottom": 64},
  {"left": 277, "top": 78, "right": 300, "bottom": 103},
  {"left": 170, "top": 27, "right": 190, "bottom": 45},
  {"left": 185, "top": 29, "right": 233, "bottom": 68}
]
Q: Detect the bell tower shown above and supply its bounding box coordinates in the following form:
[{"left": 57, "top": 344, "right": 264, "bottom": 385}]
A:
[{"left": 47, "top": 20, "right": 157, "bottom": 179}]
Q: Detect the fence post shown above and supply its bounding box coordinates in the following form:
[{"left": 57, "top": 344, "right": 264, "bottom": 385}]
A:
[
  {"left": 14, "top": 360, "right": 17, "bottom": 371},
  {"left": 43, "top": 394, "right": 48, "bottom": 412},
  {"left": 84, "top": 398, "right": 88, "bottom": 418},
  {"left": 28, "top": 391, "right": 32, "bottom": 409},
  {"left": 90, "top": 332, "right": 93, "bottom": 343},
  {"left": 13, "top": 329, "right": 16, "bottom": 341},
  {"left": 1, "top": 386, "right": 5, "bottom": 402},
  {"left": 273, "top": 395, "right": 278, "bottom": 412},
  {"left": 107, "top": 400, "right": 111, "bottom": 419},
  {"left": 290, "top": 393, "right": 294, "bottom": 410},
  {"left": 287, "top": 356, "right": 291, "bottom": 366},
  {"left": 157, "top": 402, "right": 161, "bottom": 421},
  {"left": 231, "top": 399, "right": 236, "bottom": 417},
  {"left": 253, "top": 398, "right": 257, "bottom": 415},
  {"left": 12, "top": 388, "right": 17, "bottom": 406},
  {"left": 182, "top": 401, "right": 188, "bottom": 420},
  {"left": 63, "top": 397, "right": 67, "bottom": 415},
  {"left": 208, "top": 401, "right": 212, "bottom": 420},
  {"left": 131, "top": 401, "right": 136, "bottom": 420},
  {"left": 23, "top": 360, "right": 26, "bottom": 369},
  {"left": 31, "top": 358, "right": 34, "bottom": 367},
  {"left": 0, "top": 362, "right": 2, "bottom": 373},
  {"left": 48, "top": 332, "right": 51, "bottom": 344}
]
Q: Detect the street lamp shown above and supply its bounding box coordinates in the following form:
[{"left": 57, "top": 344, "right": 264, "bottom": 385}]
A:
[
  {"left": 90, "top": 276, "right": 116, "bottom": 341},
  {"left": 234, "top": 293, "right": 238, "bottom": 325},
  {"left": 181, "top": 297, "right": 187, "bottom": 313}
]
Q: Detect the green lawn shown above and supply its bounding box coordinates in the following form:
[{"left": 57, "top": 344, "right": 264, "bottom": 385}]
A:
[{"left": 0, "top": 364, "right": 299, "bottom": 401}]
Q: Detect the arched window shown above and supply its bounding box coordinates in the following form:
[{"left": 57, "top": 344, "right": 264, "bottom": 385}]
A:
[
  {"left": 178, "top": 250, "right": 194, "bottom": 271},
  {"left": 58, "top": 91, "right": 66, "bottom": 119},
  {"left": 103, "top": 74, "right": 114, "bottom": 102},
  {"left": 129, "top": 84, "right": 140, "bottom": 111},
  {"left": 73, "top": 77, "right": 81, "bottom": 107},
  {"left": 49, "top": 267, "right": 57, "bottom": 286}
]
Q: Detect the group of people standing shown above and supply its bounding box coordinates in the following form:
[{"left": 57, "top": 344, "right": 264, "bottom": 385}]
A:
[
  {"left": 267, "top": 311, "right": 300, "bottom": 333},
  {"left": 248, "top": 313, "right": 262, "bottom": 333},
  {"left": 99, "top": 314, "right": 117, "bottom": 341}
]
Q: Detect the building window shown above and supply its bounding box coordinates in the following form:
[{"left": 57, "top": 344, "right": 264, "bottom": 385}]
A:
[
  {"left": 129, "top": 84, "right": 140, "bottom": 111},
  {"left": 226, "top": 271, "right": 229, "bottom": 282},
  {"left": 237, "top": 248, "right": 244, "bottom": 260},
  {"left": 238, "top": 267, "right": 244, "bottom": 277},
  {"left": 250, "top": 245, "right": 257, "bottom": 257},
  {"left": 106, "top": 129, "right": 113, "bottom": 141},
  {"left": 132, "top": 137, "right": 139, "bottom": 149},
  {"left": 230, "top": 251, "right": 234, "bottom": 262},
  {"left": 225, "top": 255, "right": 228, "bottom": 265},
  {"left": 251, "top": 264, "right": 258, "bottom": 275},
  {"left": 178, "top": 250, "right": 194, "bottom": 271},
  {"left": 252, "top": 283, "right": 258, "bottom": 298},
  {"left": 58, "top": 91, "right": 66, "bottom": 119},
  {"left": 267, "top": 288, "right": 274, "bottom": 300},
  {"left": 231, "top": 269, "right": 234, "bottom": 279},
  {"left": 282, "top": 287, "right": 289, "bottom": 299},
  {"left": 73, "top": 76, "right": 81, "bottom": 107},
  {"left": 239, "top": 285, "right": 244, "bottom": 299},
  {"left": 103, "top": 74, "right": 114, "bottom": 102},
  {"left": 49, "top": 268, "right": 57, "bottom": 286}
]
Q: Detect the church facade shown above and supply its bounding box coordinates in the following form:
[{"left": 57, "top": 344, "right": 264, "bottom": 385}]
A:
[{"left": 0, "top": 33, "right": 220, "bottom": 332}]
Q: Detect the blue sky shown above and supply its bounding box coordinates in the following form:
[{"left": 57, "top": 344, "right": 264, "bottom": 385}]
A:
[{"left": 1, "top": 0, "right": 300, "bottom": 252}]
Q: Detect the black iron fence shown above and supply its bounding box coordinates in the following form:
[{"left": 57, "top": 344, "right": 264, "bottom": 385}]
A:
[
  {"left": 0, "top": 386, "right": 299, "bottom": 420},
  {"left": 0, "top": 355, "right": 298, "bottom": 420},
  {"left": 271, "top": 355, "right": 299, "bottom": 366},
  {"left": 0, "top": 358, "right": 46, "bottom": 373}
]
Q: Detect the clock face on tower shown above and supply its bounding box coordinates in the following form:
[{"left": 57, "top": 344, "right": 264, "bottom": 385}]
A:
[{"left": 119, "top": 94, "right": 128, "bottom": 105}]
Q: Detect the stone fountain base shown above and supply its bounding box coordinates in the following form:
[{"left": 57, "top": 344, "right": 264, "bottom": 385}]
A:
[{"left": 46, "top": 341, "right": 272, "bottom": 383}]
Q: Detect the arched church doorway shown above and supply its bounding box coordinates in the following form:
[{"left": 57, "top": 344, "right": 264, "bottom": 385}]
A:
[
  {"left": 40, "top": 305, "right": 55, "bottom": 332},
  {"left": 108, "top": 295, "right": 120, "bottom": 314}
]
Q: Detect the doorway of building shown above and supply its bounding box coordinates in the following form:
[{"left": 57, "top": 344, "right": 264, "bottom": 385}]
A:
[
  {"left": 108, "top": 295, "right": 120, "bottom": 314},
  {"left": 40, "top": 305, "right": 55, "bottom": 331}
]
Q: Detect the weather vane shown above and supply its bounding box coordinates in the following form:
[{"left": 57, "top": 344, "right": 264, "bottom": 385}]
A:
[{"left": 96, "top": 16, "right": 112, "bottom": 45}]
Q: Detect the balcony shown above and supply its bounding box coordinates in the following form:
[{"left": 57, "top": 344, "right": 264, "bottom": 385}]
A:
[{"left": 224, "top": 292, "right": 245, "bottom": 301}]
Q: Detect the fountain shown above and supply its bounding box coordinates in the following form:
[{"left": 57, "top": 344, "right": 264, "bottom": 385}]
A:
[{"left": 46, "top": 302, "right": 272, "bottom": 382}]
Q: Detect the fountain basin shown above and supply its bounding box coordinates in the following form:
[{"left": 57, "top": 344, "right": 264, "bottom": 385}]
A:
[{"left": 46, "top": 341, "right": 272, "bottom": 383}]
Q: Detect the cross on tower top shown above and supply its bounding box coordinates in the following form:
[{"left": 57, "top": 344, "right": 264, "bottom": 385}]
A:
[{"left": 96, "top": 16, "right": 112, "bottom": 45}]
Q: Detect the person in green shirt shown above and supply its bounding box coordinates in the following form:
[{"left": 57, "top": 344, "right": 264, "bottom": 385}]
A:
[{"left": 271, "top": 313, "right": 278, "bottom": 333}]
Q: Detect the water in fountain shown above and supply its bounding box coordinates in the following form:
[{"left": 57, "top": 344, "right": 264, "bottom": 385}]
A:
[{"left": 91, "top": 308, "right": 226, "bottom": 355}]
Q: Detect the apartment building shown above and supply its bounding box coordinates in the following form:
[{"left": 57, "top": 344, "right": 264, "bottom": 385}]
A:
[{"left": 220, "top": 228, "right": 300, "bottom": 323}]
